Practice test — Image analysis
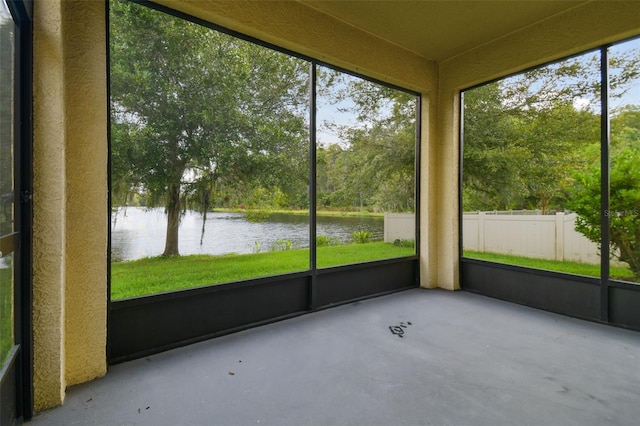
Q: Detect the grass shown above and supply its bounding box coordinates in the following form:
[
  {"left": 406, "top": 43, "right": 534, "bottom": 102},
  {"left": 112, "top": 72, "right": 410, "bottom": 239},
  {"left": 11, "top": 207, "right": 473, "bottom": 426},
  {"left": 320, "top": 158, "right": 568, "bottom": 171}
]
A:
[
  {"left": 211, "top": 207, "right": 386, "bottom": 218},
  {"left": 113, "top": 245, "right": 637, "bottom": 301},
  {"left": 1, "top": 267, "right": 13, "bottom": 365},
  {"left": 463, "top": 250, "right": 635, "bottom": 280},
  {"left": 111, "top": 242, "right": 415, "bottom": 300}
]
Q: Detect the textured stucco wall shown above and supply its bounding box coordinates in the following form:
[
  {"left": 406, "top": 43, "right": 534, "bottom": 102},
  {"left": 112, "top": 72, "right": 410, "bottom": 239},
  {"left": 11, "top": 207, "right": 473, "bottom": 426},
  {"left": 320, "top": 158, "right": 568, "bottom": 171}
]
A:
[
  {"left": 32, "top": 0, "right": 107, "bottom": 410},
  {"left": 435, "top": 0, "right": 640, "bottom": 290},
  {"left": 33, "top": 0, "right": 66, "bottom": 410},
  {"left": 420, "top": 92, "right": 439, "bottom": 288},
  {"left": 61, "top": 0, "right": 108, "bottom": 389}
]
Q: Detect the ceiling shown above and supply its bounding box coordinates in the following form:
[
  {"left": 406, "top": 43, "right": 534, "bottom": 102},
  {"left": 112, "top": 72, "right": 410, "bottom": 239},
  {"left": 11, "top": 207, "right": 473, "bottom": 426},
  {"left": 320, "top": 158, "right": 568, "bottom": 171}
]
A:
[{"left": 297, "top": 1, "right": 588, "bottom": 61}]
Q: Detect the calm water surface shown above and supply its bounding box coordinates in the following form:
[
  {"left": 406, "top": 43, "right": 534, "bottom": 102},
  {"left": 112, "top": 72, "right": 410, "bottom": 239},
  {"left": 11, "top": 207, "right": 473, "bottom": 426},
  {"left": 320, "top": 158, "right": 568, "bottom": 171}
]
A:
[{"left": 111, "top": 207, "right": 383, "bottom": 261}]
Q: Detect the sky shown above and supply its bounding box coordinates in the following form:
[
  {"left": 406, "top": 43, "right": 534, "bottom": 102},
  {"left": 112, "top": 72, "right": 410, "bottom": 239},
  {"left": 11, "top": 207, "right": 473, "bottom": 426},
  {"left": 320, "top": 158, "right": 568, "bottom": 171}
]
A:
[{"left": 609, "top": 37, "right": 640, "bottom": 110}]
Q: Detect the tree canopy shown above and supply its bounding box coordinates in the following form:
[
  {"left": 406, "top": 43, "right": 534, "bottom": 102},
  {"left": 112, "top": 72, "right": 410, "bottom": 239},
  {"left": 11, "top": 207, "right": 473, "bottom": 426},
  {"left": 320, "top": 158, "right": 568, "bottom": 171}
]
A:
[
  {"left": 110, "top": 0, "right": 309, "bottom": 255},
  {"left": 316, "top": 69, "right": 417, "bottom": 212},
  {"left": 111, "top": 0, "right": 419, "bottom": 258}
]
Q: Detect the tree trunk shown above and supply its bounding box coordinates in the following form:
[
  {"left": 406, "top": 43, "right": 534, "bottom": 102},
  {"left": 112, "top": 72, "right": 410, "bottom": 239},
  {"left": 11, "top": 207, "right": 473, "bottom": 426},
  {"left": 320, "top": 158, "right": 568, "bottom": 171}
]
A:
[
  {"left": 163, "top": 183, "right": 181, "bottom": 256},
  {"left": 200, "top": 187, "right": 210, "bottom": 246}
]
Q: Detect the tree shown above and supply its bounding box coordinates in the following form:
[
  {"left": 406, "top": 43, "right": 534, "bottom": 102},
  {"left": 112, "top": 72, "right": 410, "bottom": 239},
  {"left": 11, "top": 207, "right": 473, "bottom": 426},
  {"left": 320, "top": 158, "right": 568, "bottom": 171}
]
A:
[
  {"left": 110, "top": 0, "right": 309, "bottom": 256},
  {"left": 316, "top": 69, "right": 417, "bottom": 212},
  {"left": 516, "top": 104, "right": 599, "bottom": 213},
  {"left": 463, "top": 82, "right": 531, "bottom": 210},
  {"left": 0, "top": 18, "right": 13, "bottom": 237},
  {"left": 462, "top": 49, "right": 639, "bottom": 213},
  {"left": 568, "top": 108, "right": 640, "bottom": 280}
]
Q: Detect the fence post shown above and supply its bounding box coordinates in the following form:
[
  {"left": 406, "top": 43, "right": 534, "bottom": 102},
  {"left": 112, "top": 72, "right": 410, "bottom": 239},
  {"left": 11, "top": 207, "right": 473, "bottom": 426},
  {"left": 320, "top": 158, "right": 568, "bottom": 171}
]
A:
[
  {"left": 555, "top": 212, "right": 565, "bottom": 261},
  {"left": 478, "top": 212, "right": 485, "bottom": 253}
]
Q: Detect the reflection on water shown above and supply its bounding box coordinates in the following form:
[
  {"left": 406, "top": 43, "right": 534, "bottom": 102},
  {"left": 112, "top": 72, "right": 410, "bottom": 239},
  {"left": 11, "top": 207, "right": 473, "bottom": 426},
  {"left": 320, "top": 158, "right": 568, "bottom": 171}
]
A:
[{"left": 111, "top": 207, "right": 383, "bottom": 261}]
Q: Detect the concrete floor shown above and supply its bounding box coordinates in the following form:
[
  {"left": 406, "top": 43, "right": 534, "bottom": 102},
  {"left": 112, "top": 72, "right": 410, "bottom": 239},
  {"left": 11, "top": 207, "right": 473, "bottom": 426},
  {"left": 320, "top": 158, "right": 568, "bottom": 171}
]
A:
[{"left": 31, "top": 289, "right": 640, "bottom": 426}]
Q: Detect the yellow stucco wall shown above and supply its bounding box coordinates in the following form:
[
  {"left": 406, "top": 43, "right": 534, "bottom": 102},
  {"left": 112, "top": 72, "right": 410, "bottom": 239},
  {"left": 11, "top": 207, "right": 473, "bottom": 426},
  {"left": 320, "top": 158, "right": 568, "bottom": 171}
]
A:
[
  {"left": 33, "top": 0, "right": 107, "bottom": 410},
  {"left": 61, "top": 0, "right": 108, "bottom": 389},
  {"left": 29, "top": 0, "right": 640, "bottom": 410},
  {"left": 32, "top": 0, "right": 66, "bottom": 410}
]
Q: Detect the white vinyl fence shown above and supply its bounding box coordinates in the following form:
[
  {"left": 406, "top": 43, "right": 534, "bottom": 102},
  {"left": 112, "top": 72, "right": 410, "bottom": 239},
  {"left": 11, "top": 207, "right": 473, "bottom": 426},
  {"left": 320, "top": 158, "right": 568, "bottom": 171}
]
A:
[
  {"left": 463, "top": 212, "right": 600, "bottom": 264},
  {"left": 384, "top": 212, "right": 601, "bottom": 264},
  {"left": 384, "top": 213, "right": 415, "bottom": 243}
]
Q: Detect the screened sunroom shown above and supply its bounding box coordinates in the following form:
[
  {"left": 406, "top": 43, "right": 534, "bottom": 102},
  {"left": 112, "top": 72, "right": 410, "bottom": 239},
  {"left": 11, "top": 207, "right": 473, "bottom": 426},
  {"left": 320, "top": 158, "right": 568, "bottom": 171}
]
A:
[{"left": 1, "top": 1, "right": 639, "bottom": 424}]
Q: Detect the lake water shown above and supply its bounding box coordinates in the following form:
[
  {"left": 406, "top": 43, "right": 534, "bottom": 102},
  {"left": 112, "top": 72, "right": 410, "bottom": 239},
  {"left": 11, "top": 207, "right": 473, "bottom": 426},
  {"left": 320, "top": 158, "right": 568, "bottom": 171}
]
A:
[{"left": 111, "top": 207, "right": 384, "bottom": 261}]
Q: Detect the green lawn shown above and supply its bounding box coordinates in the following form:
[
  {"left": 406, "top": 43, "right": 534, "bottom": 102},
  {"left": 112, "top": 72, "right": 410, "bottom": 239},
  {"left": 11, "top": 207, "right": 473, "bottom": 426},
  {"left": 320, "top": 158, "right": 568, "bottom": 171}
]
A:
[
  {"left": 463, "top": 250, "right": 634, "bottom": 280},
  {"left": 113, "top": 245, "right": 636, "bottom": 301},
  {"left": 111, "top": 242, "right": 414, "bottom": 300},
  {"left": 1, "top": 267, "right": 13, "bottom": 365}
]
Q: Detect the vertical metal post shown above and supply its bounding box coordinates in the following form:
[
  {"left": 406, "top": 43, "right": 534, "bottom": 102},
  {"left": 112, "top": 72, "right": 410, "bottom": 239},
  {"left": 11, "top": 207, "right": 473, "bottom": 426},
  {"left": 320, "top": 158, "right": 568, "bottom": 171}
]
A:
[
  {"left": 414, "top": 95, "right": 421, "bottom": 274},
  {"left": 600, "top": 47, "right": 610, "bottom": 322},
  {"left": 106, "top": 0, "right": 114, "bottom": 365},
  {"left": 309, "top": 62, "right": 318, "bottom": 309},
  {"left": 458, "top": 91, "right": 465, "bottom": 282},
  {"left": 8, "top": 0, "right": 34, "bottom": 419}
]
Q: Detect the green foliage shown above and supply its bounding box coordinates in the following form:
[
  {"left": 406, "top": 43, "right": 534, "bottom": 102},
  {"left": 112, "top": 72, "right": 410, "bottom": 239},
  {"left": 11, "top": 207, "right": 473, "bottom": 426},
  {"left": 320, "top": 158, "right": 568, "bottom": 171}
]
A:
[
  {"left": 315, "top": 69, "right": 417, "bottom": 213},
  {"left": 463, "top": 47, "right": 640, "bottom": 214},
  {"left": 316, "top": 235, "right": 338, "bottom": 247},
  {"left": 352, "top": 231, "right": 371, "bottom": 244},
  {"left": 568, "top": 112, "right": 640, "bottom": 280},
  {"left": 245, "top": 209, "right": 270, "bottom": 223},
  {"left": 110, "top": 0, "right": 309, "bottom": 255},
  {"left": 271, "top": 239, "right": 293, "bottom": 251},
  {"left": 0, "top": 20, "right": 14, "bottom": 238},
  {"left": 0, "top": 266, "right": 12, "bottom": 365},
  {"left": 393, "top": 239, "right": 415, "bottom": 248},
  {"left": 462, "top": 63, "right": 601, "bottom": 212},
  {"left": 111, "top": 0, "right": 419, "bottom": 234}
]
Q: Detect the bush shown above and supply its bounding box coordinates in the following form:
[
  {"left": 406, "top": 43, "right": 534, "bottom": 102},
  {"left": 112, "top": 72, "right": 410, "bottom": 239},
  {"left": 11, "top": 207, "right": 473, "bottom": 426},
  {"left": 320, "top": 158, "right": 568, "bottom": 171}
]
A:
[
  {"left": 352, "top": 231, "right": 371, "bottom": 244},
  {"left": 393, "top": 239, "right": 415, "bottom": 248},
  {"left": 271, "top": 239, "right": 293, "bottom": 251},
  {"left": 316, "top": 235, "right": 338, "bottom": 247},
  {"left": 569, "top": 144, "right": 640, "bottom": 280}
]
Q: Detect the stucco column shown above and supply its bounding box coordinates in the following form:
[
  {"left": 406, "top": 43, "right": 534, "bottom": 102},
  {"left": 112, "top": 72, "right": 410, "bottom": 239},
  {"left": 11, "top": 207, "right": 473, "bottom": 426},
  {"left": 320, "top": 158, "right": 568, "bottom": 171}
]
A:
[
  {"left": 419, "top": 94, "right": 439, "bottom": 288},
  {"left": 33, "top": 0, "right": 66, "bottom": 410},
  {"left": 32, "top": 0, "right": 107, "bottom": 410},
  {"left": 434, "top": 89, "right": 460, "bottom": 291},
  {"left": 61, "top": 0, "right": 108, "bottom": 388}
]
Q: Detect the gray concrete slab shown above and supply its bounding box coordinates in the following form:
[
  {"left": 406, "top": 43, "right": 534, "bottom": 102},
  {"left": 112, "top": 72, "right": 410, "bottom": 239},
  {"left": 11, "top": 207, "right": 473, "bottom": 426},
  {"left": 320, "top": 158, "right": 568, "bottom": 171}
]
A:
[{"left": 30, "top": 289, "right": 640, "bottom": 426}]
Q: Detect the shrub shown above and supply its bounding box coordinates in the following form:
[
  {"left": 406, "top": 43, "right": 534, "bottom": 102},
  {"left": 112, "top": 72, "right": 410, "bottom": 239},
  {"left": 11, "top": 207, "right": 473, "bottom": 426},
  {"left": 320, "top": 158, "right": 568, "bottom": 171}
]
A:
[
  {"left": 352, "top": 231, "right": 371, "bottom": 244},
  {"left": 272, "top": 239, "right": 293, "bottom": 251},
  {"left": 316, "top": 235, "right": 338, "bottom": 247},
  {"left": 569, "top": 143, "right": 640, "bottom": 280},
  {"left": 393, "top": 239, "right": 415, "bottom": 248}
]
